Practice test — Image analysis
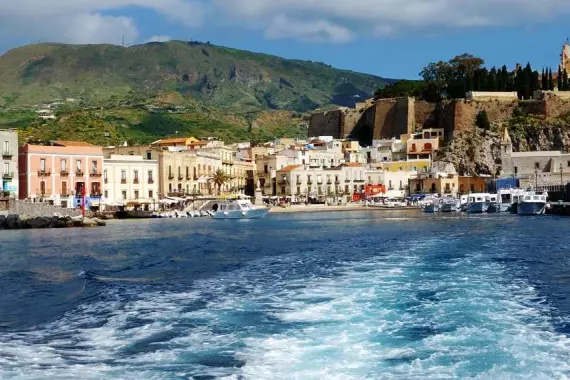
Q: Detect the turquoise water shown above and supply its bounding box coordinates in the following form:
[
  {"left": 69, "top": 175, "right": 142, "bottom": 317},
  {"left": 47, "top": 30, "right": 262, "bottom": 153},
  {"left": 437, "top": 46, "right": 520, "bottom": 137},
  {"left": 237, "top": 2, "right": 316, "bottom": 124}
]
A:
[{"left": 1, "top": 211, "right": 570, "bottom": 379}]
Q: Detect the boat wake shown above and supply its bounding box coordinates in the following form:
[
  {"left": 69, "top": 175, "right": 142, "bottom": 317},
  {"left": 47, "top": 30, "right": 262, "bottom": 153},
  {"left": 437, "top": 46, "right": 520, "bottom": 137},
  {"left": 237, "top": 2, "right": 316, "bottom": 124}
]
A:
[{"left": 1, "top": 236, "right": 570, "bottom": 379}]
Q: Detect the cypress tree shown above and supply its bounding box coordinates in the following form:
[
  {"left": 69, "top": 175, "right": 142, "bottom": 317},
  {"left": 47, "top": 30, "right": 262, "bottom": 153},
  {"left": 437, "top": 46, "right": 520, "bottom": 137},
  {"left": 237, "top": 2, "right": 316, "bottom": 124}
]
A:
[
  {"left": 523, "top": 63, "right": 532, "bottom": 99},
  {"left": 488, "top": 67, "right": 497, "bottom": 91},
  {"left": 502, "top": 65, "right": 510, "bottom": 91},
  {"left": 542, "top": 68, "right": 548, "bottom": 90},
  {"left": 558, "top": 66, "right": 563, "bottom": 90},
  {"left": 549, "top": 68, "right": 555, "bottom": 91},
  {"left": 515, "top": 66, "right": 524, "bottom": 99},
  {"left": 531, "top": 71, "right": 540, "bottom": 94},
  {"left": 564, "top": 69, "right": 569, "bottom": 91}
]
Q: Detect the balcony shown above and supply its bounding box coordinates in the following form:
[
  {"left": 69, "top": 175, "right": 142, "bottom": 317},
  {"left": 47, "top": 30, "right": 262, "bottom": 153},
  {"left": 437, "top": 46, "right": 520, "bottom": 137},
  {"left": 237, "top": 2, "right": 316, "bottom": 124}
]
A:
[
  {"left": 167, "top": 191, "right": 186, "bottom": 197},
  {"left": 178, "top": 175, "right": 184, "bottom": 181},
  {"left": 133, "top": 179, "right": 140, "bottom": 184},
  {"left": 307, "top": 180, "right": 313, "bottom": 185},
  {"left": 2, "top": 172, "right": 13, "bottom": 179},
  {"left": 168, "top": 174, "right": 175, "bottom": 180},
  {"left": 222, "top": 159, "right": 234, "bottom": 165},
  {"left": 326, "top": 179, "right": 332, "bottom": 185},
  {"left": 61, "top": 193, "right": 70, "bottom": 198},
  {"left": 38, "top": 170, "right": 51, "bottom": 177},
  {"left": 90, "top": 193, "right": 102, "bottom": 198},
  {"left": 76, "top": 170, "right": 84, "bottom": 177},
  {"left": 148, "top": 179, "right": 155, "bottom": 184},
  {"left": 186, "top": 176, "right": 192, "bottom": 180},
  {"left": 60, "top": 170, "right": 69, "bottom": 177},
  {"left": 2, "top": 151, "right": 13, "bottom": 158},
  {"left": 335, "top": 179, "right": 341, "bottom": 184},
  {"left": 104, "top": 178, "right": 108, "bottom": 184},
  {"left": 353, "top": 179, "right": 366, "bottom": 183},
  {"left": 121, "top": 179, "right": 127, "bottom": 184},
  {"left": 89, "top": 171, "right": 102, "bottom": 177}
]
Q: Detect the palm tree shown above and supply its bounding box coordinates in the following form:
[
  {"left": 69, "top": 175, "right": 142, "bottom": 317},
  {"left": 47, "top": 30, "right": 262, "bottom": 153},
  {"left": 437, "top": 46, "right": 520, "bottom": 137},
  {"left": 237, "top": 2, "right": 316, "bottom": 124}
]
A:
[{"left": 212, "top": 169, "right": 231, "bottom": 195}]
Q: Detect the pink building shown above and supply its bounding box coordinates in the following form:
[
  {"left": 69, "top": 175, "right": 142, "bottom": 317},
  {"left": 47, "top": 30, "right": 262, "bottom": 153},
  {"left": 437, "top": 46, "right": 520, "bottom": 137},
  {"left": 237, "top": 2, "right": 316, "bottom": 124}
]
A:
[{"left": 19, "top": 141, "right": 104, "bottom": 207}]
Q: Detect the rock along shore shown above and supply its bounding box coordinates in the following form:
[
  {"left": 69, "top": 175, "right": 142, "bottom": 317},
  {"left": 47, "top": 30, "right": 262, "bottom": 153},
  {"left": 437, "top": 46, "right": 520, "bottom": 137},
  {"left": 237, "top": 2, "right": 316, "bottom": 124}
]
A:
[{"left": 0, "top": 214, "right": 106, "bottom": 230}]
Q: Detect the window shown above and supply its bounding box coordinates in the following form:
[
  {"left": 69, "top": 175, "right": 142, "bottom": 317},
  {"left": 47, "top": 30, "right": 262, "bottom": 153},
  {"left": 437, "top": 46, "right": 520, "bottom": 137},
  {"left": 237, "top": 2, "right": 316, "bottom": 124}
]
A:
[
  {"left": 40, "top": 181, "right": 46, "bottom": 195},
  {"left": 4, "top": 162, "right": 9, "bottom": 173},
  {"left": 76, "top": 160, "right": 82, "bottom": 171},
  {"left": 186, "top": 166, "right": 189, "bottom": 179},
  {"left": 40, "top": 158, "right": 46, "bottom": 172},
  {"left": 121, "top": 170, "right": 126, "bottom": 181},
  {"left": 61, "top": 181, "right": 67, "bottom": 196},
  {"left": 91, "top": 160, "right": 98, "bottom": 173},
  {"left": 424, "top": 143, "right": 433, "bottom": 151},
  {"left": 61, "top": 159, "right": 67, "bottom": 172},
  {"left": 148, "top": 170, "right": 153, "bottom": 181},
  {"left": 3, "top": 140, "right": 9, "bottom": 153},
  {"left": 169, "top": 165, "right": 172, "bottom": 176},
  {"left": 149, "top": 190, "right": 154, "bottom": 198},
  {"left": 104, "top": 170, "right": 107, "bottom": 180},
  {"left": 122, "top": 190, "right": 127, "bottom": 200},
  {"left": 264, "top": 165, "right": 268, "bottom": 173},
  {"left": 389, "top": 180, "right": 392, "bottom": 189},
  {"left": 104, "top": 190, "right": 108, "bottom": 199},
  {"left": 134, "top": 190, "right": 139, "bottom": 199},
  {"left": 133, "top": 170, "right": 139, "bottom": 182},
  {"left": 91, "top": 182, "right": 101, "bottom": 195},
  {"left": 168, "top": 183, "right": 172, "bottom": 192},
  {"left": 514, "top": 166, "right": 518, "bottom": 175},
  {"left": 535, "top": 162, "right": 540, "bottom": 169},
  {"left": 146, "top": 151, "right": 152, "bottom": 160},
  {"left": 567, "top": 161, "right": 570, "bottom": 168}
]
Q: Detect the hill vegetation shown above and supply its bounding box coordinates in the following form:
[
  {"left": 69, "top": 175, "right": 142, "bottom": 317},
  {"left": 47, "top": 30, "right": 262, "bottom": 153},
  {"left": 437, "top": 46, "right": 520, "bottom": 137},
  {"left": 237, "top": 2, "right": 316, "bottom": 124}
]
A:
[{"left": 0, "top": 41, "right": 389, "bottom": 112}]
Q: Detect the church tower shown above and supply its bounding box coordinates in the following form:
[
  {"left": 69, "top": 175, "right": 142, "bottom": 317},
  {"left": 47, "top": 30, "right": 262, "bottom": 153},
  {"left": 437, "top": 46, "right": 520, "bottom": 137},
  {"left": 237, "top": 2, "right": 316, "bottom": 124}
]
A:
[
  {"left": 500, "top": 127, "right": 513, "bottom": 176},
  {"left": 561, "top": 39, "right": 570, "bottom": 73}
]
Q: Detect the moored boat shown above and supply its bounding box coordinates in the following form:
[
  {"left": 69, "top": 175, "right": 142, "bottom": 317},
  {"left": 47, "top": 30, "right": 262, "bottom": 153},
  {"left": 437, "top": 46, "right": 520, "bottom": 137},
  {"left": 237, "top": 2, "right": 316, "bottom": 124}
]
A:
[
  {"left": 517, "top": 191, "right": 548, "bottom": 216},
  {"left": 466, "top": 193, "right": 492, "bottom": 214},
  {"left": 440, "top": 198, "right": 460, "bottom": 213},
  {"left": 211, "top": 199, "right": 269, "bottom": 219}
]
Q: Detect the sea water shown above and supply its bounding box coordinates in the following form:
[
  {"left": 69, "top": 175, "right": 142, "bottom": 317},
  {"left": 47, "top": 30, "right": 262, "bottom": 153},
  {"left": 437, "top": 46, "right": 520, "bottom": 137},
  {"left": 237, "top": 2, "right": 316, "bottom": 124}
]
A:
[{"left": 1, "top": 211, "right": 570, "bottom": 379}]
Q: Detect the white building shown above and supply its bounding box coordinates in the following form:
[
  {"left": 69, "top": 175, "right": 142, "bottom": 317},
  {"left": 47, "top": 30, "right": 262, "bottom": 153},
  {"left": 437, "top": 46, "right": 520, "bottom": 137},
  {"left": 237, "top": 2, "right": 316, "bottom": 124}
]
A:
[{"left": 103, "top": 155, "right": 159, "bottom": 209}]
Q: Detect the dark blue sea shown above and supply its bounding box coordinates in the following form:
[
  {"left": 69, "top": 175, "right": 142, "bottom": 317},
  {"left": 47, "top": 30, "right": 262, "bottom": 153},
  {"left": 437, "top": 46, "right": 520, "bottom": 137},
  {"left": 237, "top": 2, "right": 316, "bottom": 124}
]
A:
[{"left": 2, "top": 211, "right": 570, "bottom": 379}]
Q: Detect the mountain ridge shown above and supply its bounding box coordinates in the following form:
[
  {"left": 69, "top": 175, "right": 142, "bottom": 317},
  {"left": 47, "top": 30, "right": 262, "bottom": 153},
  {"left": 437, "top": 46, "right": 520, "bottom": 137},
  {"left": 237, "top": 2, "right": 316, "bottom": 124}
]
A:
[{"left": 0, "top": 40, "right": 390, "bottom": 112}]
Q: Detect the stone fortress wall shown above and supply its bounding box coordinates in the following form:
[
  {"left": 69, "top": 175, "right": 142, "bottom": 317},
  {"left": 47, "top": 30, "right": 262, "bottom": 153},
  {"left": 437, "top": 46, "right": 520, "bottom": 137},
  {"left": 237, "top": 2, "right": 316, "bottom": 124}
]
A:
[{"left": 308, "top": 91, "right": 570, "bottom": 142}]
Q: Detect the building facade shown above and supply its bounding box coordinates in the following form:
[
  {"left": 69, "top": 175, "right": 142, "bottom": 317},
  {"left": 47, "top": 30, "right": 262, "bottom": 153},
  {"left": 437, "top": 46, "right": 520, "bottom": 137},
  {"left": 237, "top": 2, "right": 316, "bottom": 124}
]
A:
[
  {"left": 103, "top": 155, "right": 159, "bottom": 208},
  {"left": 19, "top": 141, "right": 104, "bottom": 208},
  {"left": 0, "top": 129, "right": 18, "bottom": 197}
]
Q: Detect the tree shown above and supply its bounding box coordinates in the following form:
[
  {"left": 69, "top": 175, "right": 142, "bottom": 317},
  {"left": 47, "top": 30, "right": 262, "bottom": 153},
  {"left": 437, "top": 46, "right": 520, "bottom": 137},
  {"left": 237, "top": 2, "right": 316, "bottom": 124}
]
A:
[
  {"left": 488, "top": 67, "right": 497, "bottom": 91},
  {"left": 564, "top": 69, "right": 569, "bottom": 91},
  {"left": 419, "top": 61, "right": 449, "bottom": 100},
  {"left": 548, "top": 69, "right": 554, "bottom": 91},
  {"left": 212, "top": 169, "right": 231, "bottom": 195},
  {"left": 531, "top": 71, "right": 540, "bottom": 94},
  {"left": 542, "top": 68, "right": 548, "bottom": 90},
  {"left": 515, "top": 66, "right": 524, "bottom": 99},
  {"left": 475, "top": 110, "right": 491, "bottom": 136},
  {"left": 558, "top": 66, "right": 563, "bottom": 90},
  {"left": 523, "top": 63, "right": 533, "bottom": 99}
]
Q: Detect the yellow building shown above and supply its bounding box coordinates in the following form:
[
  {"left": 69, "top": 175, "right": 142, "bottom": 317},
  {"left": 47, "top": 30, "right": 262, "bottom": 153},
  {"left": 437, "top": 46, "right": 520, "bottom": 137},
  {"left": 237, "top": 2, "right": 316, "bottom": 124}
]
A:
[
  {"left": 151, "top": 137, "right": 200, "bottom": 149},
  {"left": 409, "top": 174, "right": 459, "bottom": 195},
  {"left": 377, "top": 159, "right": 431, "bottom": 173}
]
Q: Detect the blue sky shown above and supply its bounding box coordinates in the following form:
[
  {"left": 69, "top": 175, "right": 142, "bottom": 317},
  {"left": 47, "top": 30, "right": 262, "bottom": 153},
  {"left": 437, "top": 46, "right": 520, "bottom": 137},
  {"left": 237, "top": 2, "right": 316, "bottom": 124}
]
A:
[{"left": 1, "top": 0, "right": 570, "bottom": 79}]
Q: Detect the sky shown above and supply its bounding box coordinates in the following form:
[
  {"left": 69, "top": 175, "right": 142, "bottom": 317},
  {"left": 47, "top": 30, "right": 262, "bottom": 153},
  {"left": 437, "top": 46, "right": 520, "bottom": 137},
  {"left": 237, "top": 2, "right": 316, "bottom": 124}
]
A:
[{"left": 1, "top": 0, "right": 570, "bottom": 79}]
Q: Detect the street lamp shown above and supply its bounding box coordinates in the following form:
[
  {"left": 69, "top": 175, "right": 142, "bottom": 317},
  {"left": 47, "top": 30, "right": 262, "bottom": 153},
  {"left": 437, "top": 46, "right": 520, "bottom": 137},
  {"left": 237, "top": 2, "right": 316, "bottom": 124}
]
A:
[
  {"left": 534, "top": 169, "right": 538, "bottom": 190},
  {"left": 560, "top": 163, "right": 564, "bottom": 190}
]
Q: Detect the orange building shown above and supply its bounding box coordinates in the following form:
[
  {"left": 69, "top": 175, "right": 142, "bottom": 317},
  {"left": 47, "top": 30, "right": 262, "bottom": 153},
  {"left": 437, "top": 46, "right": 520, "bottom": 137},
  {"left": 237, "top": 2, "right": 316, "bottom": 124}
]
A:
[{"left": 19, "top": 141, "right": 104, "bottom": 206}]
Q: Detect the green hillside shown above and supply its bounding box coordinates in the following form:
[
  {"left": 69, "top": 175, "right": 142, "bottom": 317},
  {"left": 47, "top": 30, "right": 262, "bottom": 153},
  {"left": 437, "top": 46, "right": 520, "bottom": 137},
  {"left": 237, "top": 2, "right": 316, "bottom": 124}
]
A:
[{"left": 0, "top": 41, "right": 389, "bottom": 112}]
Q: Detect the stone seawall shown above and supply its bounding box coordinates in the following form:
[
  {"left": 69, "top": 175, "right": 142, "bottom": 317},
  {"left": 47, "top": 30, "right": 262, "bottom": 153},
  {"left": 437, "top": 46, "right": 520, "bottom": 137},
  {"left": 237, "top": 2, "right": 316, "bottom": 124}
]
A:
[{"left": 5, "top": 200, "right": 85, "bottom": 218}]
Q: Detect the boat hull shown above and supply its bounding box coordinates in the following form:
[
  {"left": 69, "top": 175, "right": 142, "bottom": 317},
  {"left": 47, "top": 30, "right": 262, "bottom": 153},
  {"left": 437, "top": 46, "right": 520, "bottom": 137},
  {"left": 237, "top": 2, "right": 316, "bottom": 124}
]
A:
[
  {"left": 488, "top": 203, "right": 510, "bottom": 213},
  {"left": 517, "top": 202, "right": 546, "bottom": 216},
  {"left": 423, "top": 204, "right": 439, "bottom": 213},
  {"left": 467, "top": 202, "right": 489, "bottom": 214},
  {"left": 212, "top": 208, "right": 269, "bottom": 219},
  {"left": 440, "top": 204, "right": 458, "bottom": 213}
]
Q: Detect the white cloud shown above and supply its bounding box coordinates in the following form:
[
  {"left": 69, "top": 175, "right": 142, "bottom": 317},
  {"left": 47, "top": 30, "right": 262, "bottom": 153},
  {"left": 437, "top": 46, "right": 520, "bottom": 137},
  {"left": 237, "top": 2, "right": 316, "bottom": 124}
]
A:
[
  {"left": 265, "top": 15, "right": 354, "bottom": 44},
  {"left": 145, "top": 35, "right": 172, "bottom": 43},
  {"left": 0, "top": 0, "right": 205, "bottom": 46},
  {"left": 210, "top": 0, "right": 570, "bottom": 40}
]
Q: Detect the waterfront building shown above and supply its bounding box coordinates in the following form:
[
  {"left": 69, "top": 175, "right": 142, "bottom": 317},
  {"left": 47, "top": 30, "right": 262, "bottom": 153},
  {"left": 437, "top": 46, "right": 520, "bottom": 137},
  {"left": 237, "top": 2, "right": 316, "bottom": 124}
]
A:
[
  {"left": 409, "top": 173, "right": 459, "bottom": 196},
  {"left": 19, "top": 141, "right": 104, "bottom": 208},
  {"left": 500, "top": 128, "right": 570, "bottom": 187},
  {"left": 366, "top": 169, "right": 412, "bottom": 198},
  {"left": 405, "top": 131, "right": 440, "bottom": 161},
  {"left": 103, "top": 155, "right": 159, "bottom": 209},
  {"left": 0, "top": 129, "right": 18, "bottom": 197},
  {"left": 275, "top": 162, "right": 366, "bottom": 202}
]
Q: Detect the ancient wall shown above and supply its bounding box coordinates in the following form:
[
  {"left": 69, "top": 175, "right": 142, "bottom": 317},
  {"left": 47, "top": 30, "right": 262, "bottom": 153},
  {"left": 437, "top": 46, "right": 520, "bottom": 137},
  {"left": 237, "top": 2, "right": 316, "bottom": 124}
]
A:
[
  {"left": 414, "top": 100, "right": 438, "bottom": 130},
  {"left": 372, "top": 98, "right": 414, "bottom": 139},
  {"left": 308, "top": 110, "right": 343, "bottom": 138},
  {"left": 543, "top": 94, "right": 570, "bottom": 118},
  {"left": 452, "top": 99, "right": 519, "bottom": 133}
]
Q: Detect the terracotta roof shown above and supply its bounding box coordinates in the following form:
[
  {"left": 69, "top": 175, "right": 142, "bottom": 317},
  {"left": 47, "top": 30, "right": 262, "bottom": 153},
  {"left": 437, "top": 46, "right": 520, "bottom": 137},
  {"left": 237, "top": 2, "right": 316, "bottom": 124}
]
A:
[
  {"left": 279, "top": 165, "right": 303, "bottom": 172},
  {"left": 156, "top": 137, "right": 189, "bottom": 144},
  {"left": 344, "top": 162, "right": 362, "bottom": 167},
  {"left": 54, "top": 141, "right": 96, "bottom": 147}
]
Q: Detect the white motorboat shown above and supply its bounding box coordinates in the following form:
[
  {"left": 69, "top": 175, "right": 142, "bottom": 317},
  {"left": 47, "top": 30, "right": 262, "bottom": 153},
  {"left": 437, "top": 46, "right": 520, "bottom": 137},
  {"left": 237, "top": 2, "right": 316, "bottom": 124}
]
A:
[
  {"left": 517, "top": 191, "right": 548, "bottom": 216},
  {"left": 466, "top": 193, "right": 493, "bottom": 214},
  {"left": 211, "top": 199, "right": 269, "bottom": 219},
  {"left": 440, "top": 198, "right": 460, "bottom": 213},
  {"left": 489, "top": 188, "right": 525, "bottom": 213}
]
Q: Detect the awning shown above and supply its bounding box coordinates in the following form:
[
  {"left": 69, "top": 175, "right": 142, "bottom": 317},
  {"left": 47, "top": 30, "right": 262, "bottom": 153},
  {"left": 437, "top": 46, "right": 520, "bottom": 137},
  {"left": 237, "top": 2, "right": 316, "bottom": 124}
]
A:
[
  {"left": 159, "top": 199, "right": 176, "bottom": 204},
  {"left": 166, "top": 196, "right": 185, "bottom": 202}
]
